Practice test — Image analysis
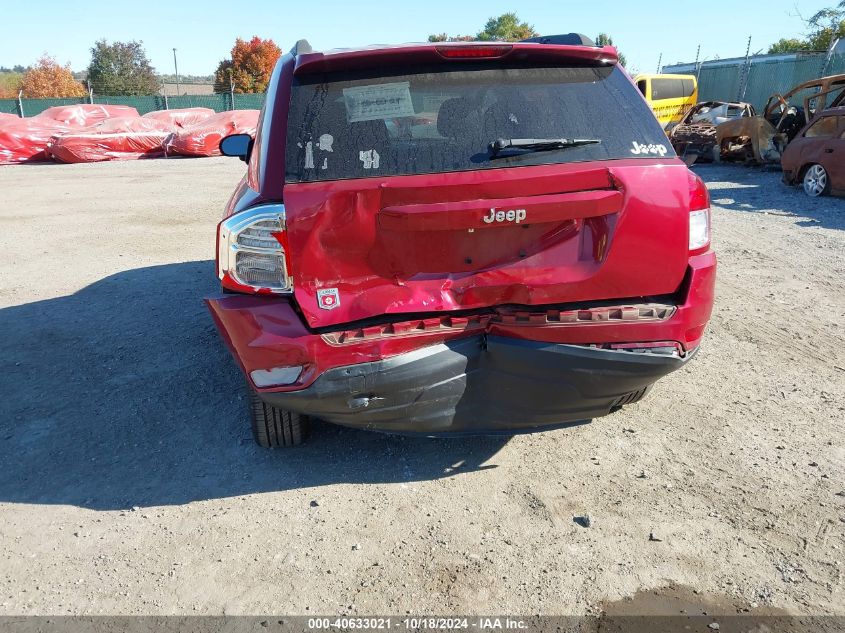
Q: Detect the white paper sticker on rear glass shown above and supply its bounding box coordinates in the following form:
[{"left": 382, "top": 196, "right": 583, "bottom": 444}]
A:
[{"left": 342, "top": 82, "right": 415, "bottom": 123}]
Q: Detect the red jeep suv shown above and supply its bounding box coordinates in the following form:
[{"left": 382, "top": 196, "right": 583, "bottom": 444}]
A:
[{"left": 208, "top": 35, "right": 716, "bottom": 447}]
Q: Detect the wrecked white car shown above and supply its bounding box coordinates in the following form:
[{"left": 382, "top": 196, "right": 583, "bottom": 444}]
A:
[{"left": 669, "top": 101, "right": 755, "bottom": 164}]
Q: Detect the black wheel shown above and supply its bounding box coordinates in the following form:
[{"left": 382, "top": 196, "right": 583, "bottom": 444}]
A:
[{"left": 248, "top": 386, "right": 307, "bottom": 447}]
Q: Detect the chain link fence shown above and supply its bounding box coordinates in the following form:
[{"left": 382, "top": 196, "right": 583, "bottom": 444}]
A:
[
  {"left": 0, "top": 93, "right": 266, "bottom": 117},
  {"left": 665, "top": 52, "right": 845, "bottom": 111}
]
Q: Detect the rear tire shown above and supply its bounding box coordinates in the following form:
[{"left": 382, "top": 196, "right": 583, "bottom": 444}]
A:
[
  {"left": 248, "top": 386, "right": 307, "bottom": 447},
  {"left": 802, "top": 163, "right": 830, "bottom": 197}
]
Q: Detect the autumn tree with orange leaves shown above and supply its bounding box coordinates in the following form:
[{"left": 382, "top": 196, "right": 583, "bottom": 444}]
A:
[
  {"left": 214, "top": 37, "right": 282, "bottom": 94},
  {"left": 21, "top": 56, "right": 86, "bottom": 98}
]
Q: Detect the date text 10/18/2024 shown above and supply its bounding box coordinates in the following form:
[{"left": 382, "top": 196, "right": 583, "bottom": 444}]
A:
[{"left": 307, "top": 618, "right": 529, "bottom": 630}]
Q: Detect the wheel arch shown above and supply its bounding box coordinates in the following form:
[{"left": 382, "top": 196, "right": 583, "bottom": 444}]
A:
[{"left": 796, "top": 162, "right": 814, "bottom": 184}]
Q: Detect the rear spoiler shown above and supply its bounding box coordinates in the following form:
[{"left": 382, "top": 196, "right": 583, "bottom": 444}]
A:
[
  {"left": 290, "top": 39, "right": 313, "bottom": 55},
  {"left": 293, "top": 40, "right": 617, "bottom": 74},
  {"left": 521, "top": 33, "right": 596, "bottom": 46}
]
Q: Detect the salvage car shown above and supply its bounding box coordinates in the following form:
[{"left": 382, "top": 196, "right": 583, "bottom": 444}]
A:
[
  {"left": 717, "top": 73, "right": 845, "bottom": 163},
  {"left": 209, "top": 36, "right": 717, "bottom": 447},
  {"left": 669, "top": 101, "right": 755, "bottom": 164},
  {"left": 781, "top": 107, "right": 845, "bottom": 197}
]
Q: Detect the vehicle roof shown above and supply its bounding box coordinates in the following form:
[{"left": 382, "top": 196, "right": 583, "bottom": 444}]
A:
[{"left": 291, "top": 40, "right": 619, "bottom": 74}]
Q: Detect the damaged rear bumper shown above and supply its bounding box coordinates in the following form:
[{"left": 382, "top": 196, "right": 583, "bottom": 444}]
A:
[
  {"left": 206, "top": 251, "right": 715, "bottom": 434},
  {"left": 258, "top": 336, "right": 692, "bottom": 434}
]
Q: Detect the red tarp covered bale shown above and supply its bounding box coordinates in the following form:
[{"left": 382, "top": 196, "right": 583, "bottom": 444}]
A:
[
  {"left": 92, "top": 117, "right": 174, "bottom": 133},
  {"left": 0, "top": 117, "right": 70, "bottom": 164},
  {"left": 46, "top": 115, "right": 175, "bottom": 162},
  {"left": 165, "top": 110, "right": 259, "bottom": 157},
  {"left": 34, "top": 104, "right": 140, "bottom": 128},
  {"left": 48, "top": 131, "right": 171, "bottom": 163},
  {"left": 143, "top": 107, "right": 215, "bottom": 128}
]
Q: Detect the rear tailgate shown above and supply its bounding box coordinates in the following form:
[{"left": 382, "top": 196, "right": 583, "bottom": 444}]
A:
[
  {"left": 285, "top": 160, "right": 690, "bottom": 328},
  {"left": 283, "top": 49, "right": 689, "bottom": 329}
]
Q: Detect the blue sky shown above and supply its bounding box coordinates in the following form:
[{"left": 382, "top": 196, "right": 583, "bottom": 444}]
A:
[{"left": 0, "top": 0, "right": 834, "bottom": 76}]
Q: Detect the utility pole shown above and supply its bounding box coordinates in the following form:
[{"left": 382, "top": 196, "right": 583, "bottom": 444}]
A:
[
  {"left": 173, "top": 48, "right": 181, "bottom": 96},
  {"left": 656, "top": 53, "right": 662, "bottom": 74}
]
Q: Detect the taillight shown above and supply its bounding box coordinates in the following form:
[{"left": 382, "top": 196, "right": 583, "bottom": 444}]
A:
[
  {"left": 436, "top": 45, "right": 512, "bottom": 58},
  {"left": 217, "top": 204, "right": 292, "bottom": 294},
  {"left": 688, "top": 171, "right": 711, "bottom": 252}
]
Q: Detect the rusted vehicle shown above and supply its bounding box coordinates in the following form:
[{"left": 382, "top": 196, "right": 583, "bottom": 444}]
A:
[
  {"left": 781, "top": 107, "right": 845, "bottom": 197},
  {"left": 669, "top": 101, "right": 755, "bottom": 164},
  {"left": 716, "top": 74, "right": 845, "bottom": 163}
]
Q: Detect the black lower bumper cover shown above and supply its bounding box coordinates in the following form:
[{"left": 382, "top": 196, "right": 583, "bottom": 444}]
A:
[{"left": 260, "top": 336, "right": 694, "bottom": 435}]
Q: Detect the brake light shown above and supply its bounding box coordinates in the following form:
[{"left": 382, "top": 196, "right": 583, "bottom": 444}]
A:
[
  {"left": 217, "top": 204, "right": 292, "bottom": 294},
  {"left": 688, "top": 171, "right": 711, "bottom": 252},
  {"left": 436, "top": 45, "right": 512, "bottom": 58}
]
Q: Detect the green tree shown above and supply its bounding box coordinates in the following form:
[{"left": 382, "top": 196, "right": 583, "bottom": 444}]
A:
[
  {"left": 767, "top": 2, "right": 845, "bottom": 53},
  {"left": 0, "top": 72, "right": 23, "bottom": 98},
  {"left": 477, "top": 13, "right": 537, "bottom": 41},
  {"left": 806, "top": 6, "right": 845, "bottom": 50},
  {"left": 427, "top": 33, "right": 475, "bottom": 42},
  {"left": 595, "top": 33, "right": 627, "bottom": 67},
  {"left": 768, "top": 38, "right": 809, "bottom": 53},
  {"left": 87, "top": 40, "right": 159, "bottom": 96},
  {"left": 428, "top": 12, "right": 537, "bottom": 43},
  {"left": 213, "top": 60, "right": 234, "bottom": 93}
]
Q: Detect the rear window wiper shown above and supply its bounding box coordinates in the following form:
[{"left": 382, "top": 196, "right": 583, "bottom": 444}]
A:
[{"left": 488, "top": 137, "right": 601, "bottom": 158}]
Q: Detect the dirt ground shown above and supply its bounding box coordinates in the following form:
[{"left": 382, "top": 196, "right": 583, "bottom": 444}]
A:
[{"left": 0, "top": 158, "right": 843, "bottom": 616}]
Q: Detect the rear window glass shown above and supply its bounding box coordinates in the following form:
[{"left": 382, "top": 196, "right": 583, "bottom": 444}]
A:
[
  {"left": 650, "top": 77, "right": 695, "bottom": 101},
  {"left": 285, "top": 64, "right": 673, "bottom": 183}
]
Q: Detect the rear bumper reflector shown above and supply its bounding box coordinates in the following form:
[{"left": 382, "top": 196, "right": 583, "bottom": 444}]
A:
[
  {"left": 321, "top": 303, "right": 675, "bottom": 345},
  {"left": 496, "top": 303, "right": 675, "bottom": 325},
  {"left": 322, "top": 315, "right": 490, "bottom": 345}
]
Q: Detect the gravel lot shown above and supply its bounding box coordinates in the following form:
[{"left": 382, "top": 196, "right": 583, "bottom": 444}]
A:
[{"left": 0, "top": 158, "right": 843, "bottom": 616}]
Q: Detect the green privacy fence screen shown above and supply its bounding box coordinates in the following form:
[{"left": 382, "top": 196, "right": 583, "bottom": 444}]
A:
[
  {"left": 667, "top": 53, "right": 845, "bottom": 111},
  {"left": 0, "top": 93, "right": 266, "bottom": 117}
]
